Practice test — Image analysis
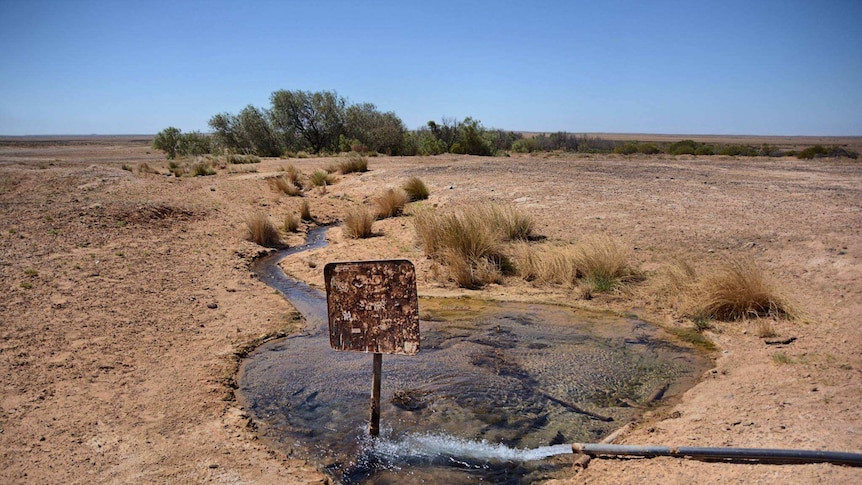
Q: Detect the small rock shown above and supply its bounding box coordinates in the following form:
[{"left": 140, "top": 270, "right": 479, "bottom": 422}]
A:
[
  {"left": 207, "top": 302, "right": 218, "bottom": 309},
  {"left": 208, "top": 463, "right": 219, "bottom": 469}
]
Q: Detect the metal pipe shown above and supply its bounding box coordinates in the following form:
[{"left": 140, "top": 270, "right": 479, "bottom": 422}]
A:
[{"left": 571, "top": 443, "right": 862, "bottom": 467}]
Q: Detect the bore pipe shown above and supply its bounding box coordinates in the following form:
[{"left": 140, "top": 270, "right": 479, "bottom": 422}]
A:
[{"left": 571, "top": 443, "right": 862, "bottom": 467}]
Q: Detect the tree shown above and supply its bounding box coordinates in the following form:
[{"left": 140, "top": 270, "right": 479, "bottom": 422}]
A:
[
  {"left": 270, "top": 90, "right": 346, "bottom": 153},
  {"left": 152, "top": 127, "right": 182, "bottom": 159},
  {"left": 235, "top": 105, "right": 281, "bottom": 156},
  {"left": 345, "top": 103, "right": 407, "bottom": 154}
]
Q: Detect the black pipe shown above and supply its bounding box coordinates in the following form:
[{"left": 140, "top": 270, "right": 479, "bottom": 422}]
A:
[{"left": 571, "top": 443, "right": 862, "bottom": 467}]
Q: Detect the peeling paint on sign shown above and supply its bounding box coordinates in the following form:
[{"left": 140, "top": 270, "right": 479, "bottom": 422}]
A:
[{"left": 324, "top": 260, "right": 420, "bottom": 355}]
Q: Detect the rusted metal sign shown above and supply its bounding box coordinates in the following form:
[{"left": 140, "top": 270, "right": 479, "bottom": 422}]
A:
[{"left": 324, "top": 260, "right": 420, "bottom": 355}]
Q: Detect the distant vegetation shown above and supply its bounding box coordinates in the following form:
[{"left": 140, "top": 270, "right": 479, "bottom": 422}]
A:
[{"left": 151, "top": 89, "right": 859, "bottom": 161}]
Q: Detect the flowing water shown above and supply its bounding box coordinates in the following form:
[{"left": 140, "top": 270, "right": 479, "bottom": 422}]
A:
[{"left": 239, "top": 227, "right": 711, "bottom": 484}]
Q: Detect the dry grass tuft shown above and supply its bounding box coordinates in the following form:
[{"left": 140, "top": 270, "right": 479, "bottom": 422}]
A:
[
  {"left": 413, "top": 205, "right": 510, "bottom": 289},
  {"left": 403, "top": 177, "right": 430, "bottom": 201},
  {"left": 310, "top": 169, "right": 336, "bottom": 187},
  {"left": 688, "top": 258, "right": 797, "bottom": 321},
  {"left": 137, "top": 162, "right": 160, "bottom": 175},
  {"left": 756, "top": 320, "right": 778, "bottom": 338},
  {"left": 280, "top": 164, "right": 303, "bottom": 188},
  {"left": 245, "top": 213, "right": 281, "bottom": 247},
  {"left": 374, "top": 188, "right": 409, "bottom": 219},
  {"left": 510, "top": 242, "right": 579, "bottom": 286},
  {"left": 339, "top": 153, "right": 369, "bottom": 174},
  {"left": 572, "top": 235, "right": 640, "bottom": 292},
  {"left": 283, "top": 212, "right": 300, "bottom": 233},
  {"left": 480, "top": 204, "right": 535, "bottom": 241},
  {"left": 299, "top": 200, "right": 312, "bottom": 222},
  {"left": 343, "top": 206, "right": 375, "bottom": 239},
  {"left": 268, "top": 176, "right": 303, "bottom": 196}
]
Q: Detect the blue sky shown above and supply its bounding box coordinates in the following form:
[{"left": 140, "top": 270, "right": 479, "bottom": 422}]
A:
[{"left": 1, "top": 0, "right": 860, "bottom": 135}]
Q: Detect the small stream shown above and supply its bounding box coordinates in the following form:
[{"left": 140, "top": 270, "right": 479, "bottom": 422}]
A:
[{"left": 239, "top": 227, "right": 710, "bottom": 484}]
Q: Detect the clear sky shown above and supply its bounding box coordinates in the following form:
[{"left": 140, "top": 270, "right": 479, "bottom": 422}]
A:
[{"left": 1, "top": 0, "right": 860, "bottom": 136}]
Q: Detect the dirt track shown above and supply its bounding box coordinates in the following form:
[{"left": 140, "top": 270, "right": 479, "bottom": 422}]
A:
[{"left": 1, "top": 141, "right": 860, "bottom": 483}]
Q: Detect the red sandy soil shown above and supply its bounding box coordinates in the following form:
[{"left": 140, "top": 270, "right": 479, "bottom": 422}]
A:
[{"left": 1, "top": 139, "right": 860, "bottom": 484}]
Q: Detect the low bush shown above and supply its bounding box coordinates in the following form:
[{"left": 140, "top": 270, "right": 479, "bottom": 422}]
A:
[
  {"left": 374, "top": 188, "right": 409, "bottom": 219},
  {"left": 403, "top": 177, "right": 430, "bottom": 201},
  {"left": 246, "top": 213, "right": 280, "bottom": 247},
  {"left": 343, "top": 206, "right": 375, "bottom": 239}
]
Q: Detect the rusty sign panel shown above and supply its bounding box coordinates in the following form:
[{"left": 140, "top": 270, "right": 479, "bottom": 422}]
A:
[{"left": 324, "top": 260, "right": 419, "bottom": 355}]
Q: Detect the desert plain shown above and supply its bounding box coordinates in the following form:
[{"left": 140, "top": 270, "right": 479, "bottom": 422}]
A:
[{"left": 1, "top": 136, "right": 861, "bottom": 484}]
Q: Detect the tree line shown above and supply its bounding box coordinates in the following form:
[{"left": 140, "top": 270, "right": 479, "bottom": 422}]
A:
[
  {"left": 153, "top": 89, "right": 524, "bottom": 159},
  {"left": 152, "top": 89, "right": 858, "bottom": 160}
]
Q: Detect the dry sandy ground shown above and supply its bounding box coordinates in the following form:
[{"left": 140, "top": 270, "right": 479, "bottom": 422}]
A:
[{"left": 1, "top": 140, "right": 860, "bottom": 484}]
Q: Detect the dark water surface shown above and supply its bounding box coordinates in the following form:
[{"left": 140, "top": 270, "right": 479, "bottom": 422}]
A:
[{"left": 239, "top": 227, "right": 711, "bottom": 484}]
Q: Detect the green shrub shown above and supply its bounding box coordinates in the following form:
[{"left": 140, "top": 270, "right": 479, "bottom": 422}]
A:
[
  {"left": 695, "top": 145, "right": 714, "bottom": 156},
  {"left": 512, "top": 139, "right": 535, "bottom": 153},
  {"left": 718, "top": 144, "right": 758, "bottom": 156},
  {"left": 669, "top": 139, "right": 698, "bottom": 156}
]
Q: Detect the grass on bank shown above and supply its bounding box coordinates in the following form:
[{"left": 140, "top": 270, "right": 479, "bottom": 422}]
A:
[
  {"left": 374, "top": 188, "right": 409, "bottom": 219},
  {"left": 246, "top": 213, "right": 281, "bottom": 247},
  {"left": 269, "top": 176, "right": 303, "bottom": 196},
  {"left": 687, "top": 258, "right": 798, "bottom": 321},
  {"left": 343, "top": 206, "right": 375, "bottom": 239}
]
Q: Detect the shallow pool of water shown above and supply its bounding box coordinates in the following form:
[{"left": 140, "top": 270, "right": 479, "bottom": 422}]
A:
[{"left": 239, "top": 228, "right": 710, "bottom": 484}]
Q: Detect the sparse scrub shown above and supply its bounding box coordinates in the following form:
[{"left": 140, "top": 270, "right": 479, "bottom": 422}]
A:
[
  {"left": 343, "top": 206, "right": 375, "bottom": 239},
  {"left": 687, "top": 258, "right": 797, "bottom": 321},
  {"left": 403, "top": 177, "right": 430, "bottom": 201},
  {"left": 339, "top": 153, "right": 369, "bottom": 174},
  {"left": 245, "top": 213, "right": 281, "bottom": 247},
  {"left": 309, "top": 169, "right": 336, "bottom": 187},
  {"left": 374, "top": 188, "right": 409, "bottom": 219},
  {"left": 299, "top": 200, "right": 312, "bottom": 221}
]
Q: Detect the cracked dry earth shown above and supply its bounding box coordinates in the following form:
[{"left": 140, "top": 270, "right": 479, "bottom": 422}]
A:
[{"left": 1, "top": 139, "right": 861, "bottom": 484}]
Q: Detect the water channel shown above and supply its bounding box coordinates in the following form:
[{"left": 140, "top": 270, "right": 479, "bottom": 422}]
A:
[{"left": 238, "top": 227, "right": 711, "bottom": 484}]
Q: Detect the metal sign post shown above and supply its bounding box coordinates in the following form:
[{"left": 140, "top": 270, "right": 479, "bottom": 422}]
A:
[{"left": 324, "top": 260, "right": 420, "bottom": 437}]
